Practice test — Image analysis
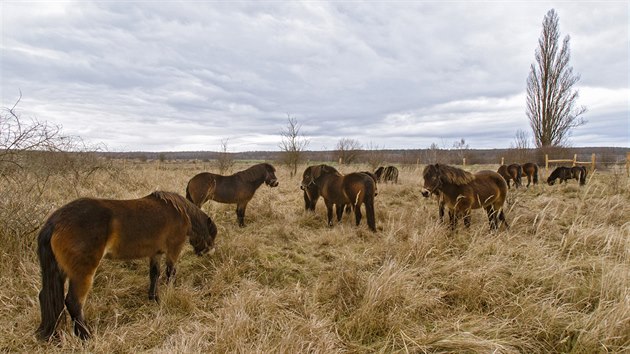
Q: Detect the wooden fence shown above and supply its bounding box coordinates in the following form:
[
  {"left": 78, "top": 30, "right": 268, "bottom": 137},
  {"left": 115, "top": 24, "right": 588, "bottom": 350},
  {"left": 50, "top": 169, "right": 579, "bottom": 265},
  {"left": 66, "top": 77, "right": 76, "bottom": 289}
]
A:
[{"left": 545, "top": 153, "right": 596, "bottom": 172}]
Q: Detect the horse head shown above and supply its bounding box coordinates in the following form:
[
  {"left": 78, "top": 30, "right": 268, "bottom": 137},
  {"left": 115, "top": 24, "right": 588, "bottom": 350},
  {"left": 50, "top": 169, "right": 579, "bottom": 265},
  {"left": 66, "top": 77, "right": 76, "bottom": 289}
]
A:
[
  {"left": 263, "top": 164, "right": 279, "bottom": 187},
  {"left": 421, "top": 164, "right": 443, "bottom": 197}
]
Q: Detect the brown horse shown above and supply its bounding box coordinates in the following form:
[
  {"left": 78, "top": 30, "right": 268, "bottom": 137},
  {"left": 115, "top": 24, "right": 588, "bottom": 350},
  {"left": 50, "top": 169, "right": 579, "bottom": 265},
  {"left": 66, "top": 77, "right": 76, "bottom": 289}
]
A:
[
  {"left": 186, "top": 163, "right": 279, "bottom": 227},
  {"left": 571, "top": 166, "right": 588, "bottom": 186},
  {"left": 374, "top": 166, "right": 399, "bottom": 183},
  {"left": 302, "top": 167, "right": 378, "bottom": 213},
  {"left": 497, "top": 164, "right": 522, "bottom": 188},
  {"left": 521, "top": 162, "right": 539, "bottom": 187},
  {"left": 301, "top": 164, "right": 376, "bottom": 232},
  {"left": 421, "top": 164, "right": 508, "bottom": 230},
  {"left": 37, "top": 191, "right": 217, "bottom": 341},
  {"left": 547, "top": 166, "right": 573, "bottom": 185}
]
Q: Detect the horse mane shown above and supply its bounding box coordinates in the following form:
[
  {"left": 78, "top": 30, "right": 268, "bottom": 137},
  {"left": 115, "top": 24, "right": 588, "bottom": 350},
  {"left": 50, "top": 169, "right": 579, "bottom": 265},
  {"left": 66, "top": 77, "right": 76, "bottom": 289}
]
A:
[
  {"left": 433, "top": 164, "right": 474, "bottom": 185},
  {"left": 150, "top": 191, "right": 204, "bottom": 224},
  {"left": 236, "top": 163, "right": 274, "bottom": 183}
]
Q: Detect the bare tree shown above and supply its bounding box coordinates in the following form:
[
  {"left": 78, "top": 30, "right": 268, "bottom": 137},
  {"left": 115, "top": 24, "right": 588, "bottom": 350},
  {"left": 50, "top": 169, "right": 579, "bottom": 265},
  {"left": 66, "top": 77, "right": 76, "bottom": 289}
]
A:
[
  {"left": 526, "top": 9, "right": 586, "bottom": 148},
  {"left": 279, "top": 115, "right": 309, "bottom": 177},
  {"left": 452, "top": 138, "right": 469, "bottom": 162},
  {"left": 216, "top": 138, "right": 234, "bottom": 174},
  {"left": 364, "top": 142, "right": 386, "bottom": 171},
  {"left": 508, "top": 129, "right": 532, "bottom": 163},
  {"left": 335, "top": 138, "right": 362, "bottom": 164}
]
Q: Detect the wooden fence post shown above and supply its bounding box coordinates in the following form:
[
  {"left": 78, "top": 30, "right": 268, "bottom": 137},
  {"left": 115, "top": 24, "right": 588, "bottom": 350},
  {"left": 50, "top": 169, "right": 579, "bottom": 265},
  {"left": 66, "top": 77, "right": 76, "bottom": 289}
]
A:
[
  {"left": 591, "top": 153, "right": 596, "bottom": 172},
  {"left": 572, "top": 154, "right": 577, "bottom": 166},
  {"left": 500, "top": 157, "right": 504, "bottom": 165},
  {"left": 463, "top": 158, "right": 466, "bottom": 167},
  {"left": 545, "top": 154, "right": 549, "bottom": 171}
]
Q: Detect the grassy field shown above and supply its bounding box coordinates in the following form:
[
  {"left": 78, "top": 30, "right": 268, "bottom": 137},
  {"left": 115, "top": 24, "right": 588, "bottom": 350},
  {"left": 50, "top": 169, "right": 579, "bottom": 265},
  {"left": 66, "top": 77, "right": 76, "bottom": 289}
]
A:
[{"left": 0, "top": 160, "right": 628, "bottom": 353}]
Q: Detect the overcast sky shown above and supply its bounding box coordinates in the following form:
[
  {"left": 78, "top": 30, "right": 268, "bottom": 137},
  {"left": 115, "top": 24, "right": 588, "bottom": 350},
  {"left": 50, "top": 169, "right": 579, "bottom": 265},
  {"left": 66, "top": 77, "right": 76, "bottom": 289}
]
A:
[{"left": 1, "top": 1, "right": 628, "bottom": 152}]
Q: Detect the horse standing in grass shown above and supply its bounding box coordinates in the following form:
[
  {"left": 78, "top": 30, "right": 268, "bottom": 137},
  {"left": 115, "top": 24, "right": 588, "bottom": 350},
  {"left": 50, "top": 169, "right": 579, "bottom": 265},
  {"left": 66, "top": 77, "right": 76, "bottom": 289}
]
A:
[
  {"left": 421, "top": 164, "right": 508, "bottom": 230},
  {"left": 301, "top": 164, "right": 376, "bottom": 232},
  {"left": 375, "top": 166, "right": 399, "bottom": 183},
  {"left": 186, "top": 163, "right": 279, "bottom": 227},
  {"left": 302, "top": 166, "right": 378, "bottom": 213},
  {"left": 521, "top": 162, "right": 539, "bottom": 187},
  {"left": 497, "top": 164, "right": 522, "bottom": 188},
  {"left": 37, "top": 191, "right": 217, "bottom": 341},
  {"left": 547, "top": 166, "right": 574, "bottom": 185}
]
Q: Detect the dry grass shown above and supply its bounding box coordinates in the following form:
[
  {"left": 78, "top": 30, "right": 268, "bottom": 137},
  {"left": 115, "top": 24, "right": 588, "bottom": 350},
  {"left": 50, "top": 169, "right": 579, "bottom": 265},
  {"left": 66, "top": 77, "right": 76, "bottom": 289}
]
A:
[{"left": 0, "top": 160, "right": 628, "bottom": 353}]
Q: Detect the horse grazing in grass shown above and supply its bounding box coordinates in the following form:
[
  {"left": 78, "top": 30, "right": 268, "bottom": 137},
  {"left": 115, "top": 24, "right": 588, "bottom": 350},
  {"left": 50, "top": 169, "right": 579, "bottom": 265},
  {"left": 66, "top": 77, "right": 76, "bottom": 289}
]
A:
[
  {"left": 302, "top": 167, "right": 378, "bottom": 213},
  {"left": 301, "top": 164, "right": 376, "bottom": 232},
  {"left": 497, "top": 164, "right": 522, "bottom": 188},
  {"left": 375, "top": 166, "right": 399, "bottom": 183},
  {"left": 186, "top": 163, "right": 279, "bottom": 227},
  {"left": 571, "top": 166, "right": 588, "bottom": 186},
  {"left": 37, "top": 191, "right": 217, "bottom": 341},
  {"left": 421, "top": 164, "right": 508, "bottom": 230},
  {"left": 547, "top": 166, "right": 574, "bottom": 185},
  {"left": 521, "top": 162, "right": 539, "bottom": 187}
]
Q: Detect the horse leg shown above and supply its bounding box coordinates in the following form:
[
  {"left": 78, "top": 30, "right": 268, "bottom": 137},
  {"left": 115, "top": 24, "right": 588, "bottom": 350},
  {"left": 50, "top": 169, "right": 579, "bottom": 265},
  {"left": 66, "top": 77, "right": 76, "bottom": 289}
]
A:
[
  {"left": 324, "top": 200, "right": 335, "bottom": 227},
  {"left": 354, "top": 203, "right": 362, "bottom": 226},
  {"left": 165, "top": 243, "right": 184, "bottom": 284},
  {"left": 336, "top": 204, "right": 345, "bottom": 222},
  {"left": 148, "top": 254, "right": 162, "bottom": 302},
  {"left": 499, "top": 210, "right": 509, "bottom": 230},
  {"left": 485, "top": 206, "right": 498, "bottom": 230},
  {"left": 449, "top": 210, "right": 457, "bottom": 230},
  {"left": 463, "top": 210, "right": 472, "bottom": 228},
  {"left": 65, "top": 274, "right": 95, "bottom": 340},
  {"left": 236, "top": 203, "right": 247, "bottom": 227}
]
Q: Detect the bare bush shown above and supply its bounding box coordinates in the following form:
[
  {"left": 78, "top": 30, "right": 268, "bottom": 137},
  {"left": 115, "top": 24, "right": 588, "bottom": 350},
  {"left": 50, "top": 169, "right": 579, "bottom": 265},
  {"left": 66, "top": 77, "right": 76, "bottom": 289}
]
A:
[
  {"left": 335, "top": 138, "right": 362, "bottom": 164},
  {"left": 216, "top": 138, "right": 235, "bottom": 174},
  {"left": 279, "top": 115, "right": 309, "bottom": 177}
]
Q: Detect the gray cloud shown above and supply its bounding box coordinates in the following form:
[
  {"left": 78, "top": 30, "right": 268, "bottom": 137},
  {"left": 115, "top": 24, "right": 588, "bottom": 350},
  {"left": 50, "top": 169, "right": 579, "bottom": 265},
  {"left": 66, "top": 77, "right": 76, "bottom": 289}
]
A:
[{"left": 1, "top": 1, "right": 627, "bottom": 152}]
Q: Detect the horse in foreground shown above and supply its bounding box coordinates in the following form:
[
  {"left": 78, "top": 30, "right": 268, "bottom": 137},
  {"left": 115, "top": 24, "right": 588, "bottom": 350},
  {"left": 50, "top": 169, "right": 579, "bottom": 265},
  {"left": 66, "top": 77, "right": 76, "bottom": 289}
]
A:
[
  {"left": 547, "top": 166, "right": 574, "bottom": 185},
  {"left": 421, "top": 164, "right": 508, "bottom": 230},
  {"left": 186, "top": 163, "right": 279, "bottom": 227},
  {"left": 301, "top": 164, "right": 376, "bottom": 232},
  {"left": 37, "top": 191, "right": 217, "bottom": 341},
  {"left": 497, "top": 164, "right": 522, "bottom": 188},
  {"left": 521, "top": 162, "right": 539, "bottom": 187},
  {"left": 302, "top": 167, "right": 378, "bottom": 213}
]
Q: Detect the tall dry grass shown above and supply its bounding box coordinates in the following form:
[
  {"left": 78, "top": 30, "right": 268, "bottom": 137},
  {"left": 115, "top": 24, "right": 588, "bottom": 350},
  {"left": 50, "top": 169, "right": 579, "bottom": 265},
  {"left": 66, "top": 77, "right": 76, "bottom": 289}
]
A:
[{"left": 0, "top": 160, "right": 628, "bottom": 353}]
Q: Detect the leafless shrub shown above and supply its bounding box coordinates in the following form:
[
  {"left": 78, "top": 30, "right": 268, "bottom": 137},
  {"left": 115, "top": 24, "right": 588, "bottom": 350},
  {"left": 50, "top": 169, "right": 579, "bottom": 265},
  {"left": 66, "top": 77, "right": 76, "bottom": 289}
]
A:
[
  {"left": 216, "top": 138, "right": 235, "bottom": 174},
  {"left": 335, "top": 138, "right": 362, "bottom": 164},
  {"left": 279, "top": 115, "right": 309, "bottom": 177}
]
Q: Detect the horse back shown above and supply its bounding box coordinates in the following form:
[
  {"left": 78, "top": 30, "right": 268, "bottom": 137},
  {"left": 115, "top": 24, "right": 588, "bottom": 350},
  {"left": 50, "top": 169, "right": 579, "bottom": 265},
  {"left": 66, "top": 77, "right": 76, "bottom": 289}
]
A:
[
  {"left": 342, "top": 173, "right": 375, "bottom": 205},
  {"left": 319, "top": 174, "right": 348, "bottom": 205},
  {"left": 469, "top": 170, "right": 508, "bottom": 208}
]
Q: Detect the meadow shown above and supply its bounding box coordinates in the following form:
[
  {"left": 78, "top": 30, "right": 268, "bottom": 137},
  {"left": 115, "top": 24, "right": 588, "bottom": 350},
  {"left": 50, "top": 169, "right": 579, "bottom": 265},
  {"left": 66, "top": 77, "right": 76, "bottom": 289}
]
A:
[{"left": 0, "top": 159, "right": 628, "bottom": 353}]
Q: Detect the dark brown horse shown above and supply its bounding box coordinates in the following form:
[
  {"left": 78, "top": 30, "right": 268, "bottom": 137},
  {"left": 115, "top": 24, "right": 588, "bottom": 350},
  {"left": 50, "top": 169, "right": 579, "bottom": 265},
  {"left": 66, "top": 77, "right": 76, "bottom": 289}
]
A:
[
  {"left": 186, "top": 163, "right": 279, "bottom": 227},
  {"left": 421, "top": 164, "right": 508, "bottom": 230},
  {"left": 521, "top": 162, "right": 539, "bottom": 187},
  {"left": 301, "top": 164, "right": 376, "bottom": 232},
  {"left": 571, "top": 166, "right": 588, "bottom": 186},
  {"left": 497, "top": 164, "right": 522, "bottom": 188},
  {"left": 547, "top": 166, "right": 574, "bottom": 185},
  {"left": 374, "top": 166, "right": 399, "bottom": 183},
  {"left": 37, "top": 191, "right": 217, "bottom": 341}
]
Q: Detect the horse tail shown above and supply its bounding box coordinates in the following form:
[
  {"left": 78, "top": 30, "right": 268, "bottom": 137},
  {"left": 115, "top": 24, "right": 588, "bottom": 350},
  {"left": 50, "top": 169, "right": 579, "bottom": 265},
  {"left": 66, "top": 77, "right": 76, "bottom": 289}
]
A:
[
  {"left": 533, "top": 165, "right": 539, "bottom": 184},
  {"left": 516, "top": 165, "right": 523, "bottom": 187},
  {"left": 36, "top": 220, "right": 66, "bottom": 341},
  {"left": 364, "top": 180, "right": 376, "bottom": 232},
  {"left": 185, "top": 182, "right": 193, "bottom": 203},
  {"left": 579, "top": 167, "right": 587, "bottom": 186}
]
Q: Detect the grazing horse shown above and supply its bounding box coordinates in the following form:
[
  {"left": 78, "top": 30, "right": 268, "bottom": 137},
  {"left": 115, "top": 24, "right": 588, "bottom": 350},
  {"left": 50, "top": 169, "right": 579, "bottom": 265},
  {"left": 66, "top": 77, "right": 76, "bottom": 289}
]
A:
[
  {"left": 301, "top": 164, "right": 376, "bottom": 232},
  {"left": 547, "top": 166, "right": 574, "bottom": 185},
  {"left": 302, "top": 167, "right": 378, "bottom": 213},
  {"left": 374, "top": 166, "right": 399, "bottom": 183},
  {"left": 521, "top": 162, "right": 539, "bottom": 187},
  {"left": 37, "top": 191, "right": 217, "bottom": 341},
  {"left": 497, "top": 164, "right": 522, "bottom": 188},
  {"left": 186, "top": 163, "right": 279, "bottom": 227},
  {"left": 421, "top": 164, "right": 509, "bottom": 230},
  {"left": 570, "top": 166, "right": 588, "bottom": 186}
]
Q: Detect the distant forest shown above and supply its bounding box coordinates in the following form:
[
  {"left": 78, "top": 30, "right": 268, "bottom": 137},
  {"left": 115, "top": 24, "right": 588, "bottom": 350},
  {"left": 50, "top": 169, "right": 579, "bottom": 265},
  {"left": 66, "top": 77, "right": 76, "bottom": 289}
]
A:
[{"left": 101, "top": 146, "right": 629, "bottom": 167}]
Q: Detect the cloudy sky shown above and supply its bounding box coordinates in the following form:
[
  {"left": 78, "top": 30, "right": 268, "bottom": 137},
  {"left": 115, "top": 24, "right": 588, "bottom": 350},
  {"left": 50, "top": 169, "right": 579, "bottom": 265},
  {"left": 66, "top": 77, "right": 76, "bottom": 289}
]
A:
[{"left": 1, "top": 1, "right": 628, "bottom": 152}]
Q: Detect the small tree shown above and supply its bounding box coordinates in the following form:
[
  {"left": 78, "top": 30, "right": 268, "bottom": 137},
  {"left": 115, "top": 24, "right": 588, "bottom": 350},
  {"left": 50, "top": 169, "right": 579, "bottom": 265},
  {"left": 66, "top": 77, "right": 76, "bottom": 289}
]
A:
[
  {"left": 216, "top": 138, "right": 234, "bottom": 174},
  {"left": 452, "top": 138, "right": 469, "bottom": 163},
  {"left": 526, "top": 9, "right": 586, "bottom": 148},
  {"left": 279, "top": 115, "right": 309, "bottom": 177},
  {"left": 508, "top": 129, "right": 532, "bottom": 163},
  {"left": 335, "top": 138, "right": 362, "bottom": 165}
]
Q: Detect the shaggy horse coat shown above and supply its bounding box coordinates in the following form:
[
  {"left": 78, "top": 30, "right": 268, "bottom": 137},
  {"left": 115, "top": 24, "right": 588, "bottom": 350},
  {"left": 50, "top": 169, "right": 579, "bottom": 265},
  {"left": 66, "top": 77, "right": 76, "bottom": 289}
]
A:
[
  {"left": 497, "top": 164, "right": 522, "bottom": 188},
  {"left": 547, "top": 166, "right": 574, "bottom": 185},
  {"left": 186, "top": 163, "right": 279, "bottom": 227},
  {"left": 374, "top": 166, "right": 399, "bottom": 183},
  {"left": 422, "top": 164, "right": 509, "bottom": 230},
  {"left": 571, "top": 166, "right": 588, "bottom": 186},
  {"left": 37, "top": 191, "right": 217, "bottom": 341},
  {"left": 521, "top": 162, "right": 539, "bottom": 187},
  {"left": 301, "top": 164, "right": 376, "bottom": 232}
]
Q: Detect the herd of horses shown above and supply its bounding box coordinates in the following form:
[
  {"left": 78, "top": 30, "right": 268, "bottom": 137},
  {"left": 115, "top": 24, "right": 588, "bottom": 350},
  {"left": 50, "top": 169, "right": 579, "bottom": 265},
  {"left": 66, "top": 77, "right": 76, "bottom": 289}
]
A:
[{"left": 35, "top": 161, "right": 588, "bottom": 341}]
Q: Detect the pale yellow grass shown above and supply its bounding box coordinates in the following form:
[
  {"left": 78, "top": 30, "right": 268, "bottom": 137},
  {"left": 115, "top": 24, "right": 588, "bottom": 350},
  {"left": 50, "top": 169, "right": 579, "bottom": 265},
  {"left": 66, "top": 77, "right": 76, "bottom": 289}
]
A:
[{"left": 0, "top": 161, "right": 628, "bottom": 353}]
